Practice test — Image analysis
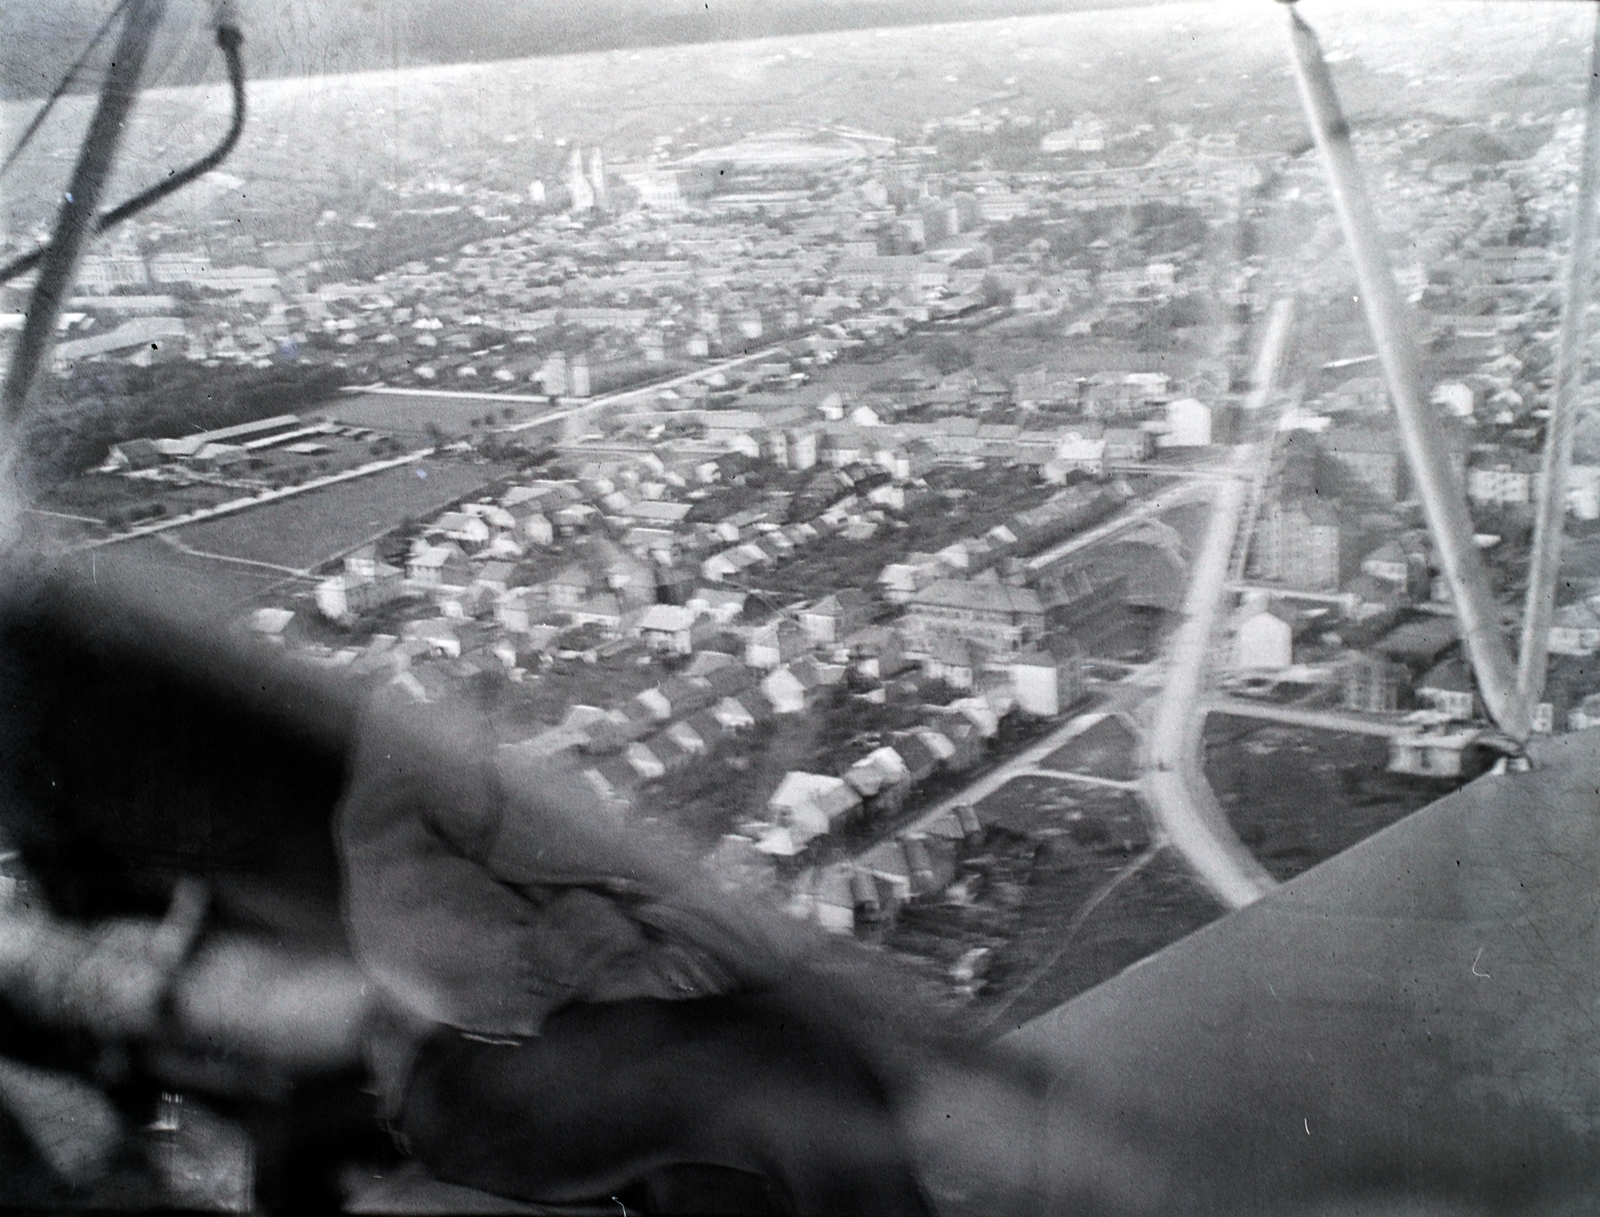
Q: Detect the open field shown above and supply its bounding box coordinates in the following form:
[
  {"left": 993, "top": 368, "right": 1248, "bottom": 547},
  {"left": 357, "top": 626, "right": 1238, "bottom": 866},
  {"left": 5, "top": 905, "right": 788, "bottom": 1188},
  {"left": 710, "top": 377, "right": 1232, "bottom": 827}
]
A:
[
  {"left": 1041, "top": 714, "right": 1139, "bottom": 780},
  {"left": 981, "top": 847, "right": 1224, "bottom": 1032},
  {"left": 327, "top": 392, "right": 556, "bottom": 439},
  {"left": 1203, "top": 713, "right": 1461, "bottom": 882},
  {"left": 50, "top": 538, "right": 297, "bottom": 609},
  {"left": 883, "top": 774, "right": 1222, "bottom": 1031},
  {"left": 164, "top": 459, "right": 514, "bottom": 572}
]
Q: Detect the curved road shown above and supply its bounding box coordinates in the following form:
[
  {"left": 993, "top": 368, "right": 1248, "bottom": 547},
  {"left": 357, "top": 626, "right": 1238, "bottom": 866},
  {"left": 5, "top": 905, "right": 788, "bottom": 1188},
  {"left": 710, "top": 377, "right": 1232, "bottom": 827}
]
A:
[
  {"left": 1138, "top": 299, "right": 1297, "bottom": 911},
  {"left": 1139, "top": 474, "right": 1278, "bottom": 910}
]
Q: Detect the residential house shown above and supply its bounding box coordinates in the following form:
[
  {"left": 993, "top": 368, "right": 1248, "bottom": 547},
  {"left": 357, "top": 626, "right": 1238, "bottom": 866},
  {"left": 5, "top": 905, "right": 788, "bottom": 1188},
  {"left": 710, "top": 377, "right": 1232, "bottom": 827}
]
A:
[
  {"left": 432, "top": 511, "right": 491, "bottom": 547},
  {"left": 888, "top": 732, "right": 942, "bottom": 787},
  {"left": 474, "top": 561, "right": 516, "bottom": 596},
  {"left": 1387, "top": 724, "right": 1482, "bottom": 778},
  {"left": 1416, "top": 658, "right": 1478, "bottom": 721},
  {"left": 642, "top": 733, "right": 692, "bottom": 774},
  {"left": 902, "top": 580, "right": 1045, "bottom": 654},
  {"left": 1008, "top": 637, "right": 1086, "bottom": 717},
  {"left": 664, "top": 718, "right": 709, "bottom": 757},
  {"left": 1549, "top": 602, "right": 1600, "bottom": 657},
  {"left": 553, "top": 503, "right": 600, "bottom": 533},
  {"left": 1343, "top": 574, "right": 1407, "bottom": 627},
  {"left": 1568, "top": 692, "right": 1600, "bottom": 731},
  {"left": 761, "top": 666, "right": 810, "bottom": 715},
  {"left": 1232, "top": 604, "right": 1293, "bottom": 671},
  {"left": 847, "top": 627, "right": 913, "bottom": 681},
  {"left": 547, "top": 563, "right": 596, "bottom": 608},
  {"left": 658, "top": 674, "right": 718, "bottom": 718},
  {"left": 1046, "top": 434, "right": 1106, "bottom": 481},
  {"left": 766, "top": 772, "right": 862, "bottom": 846},
  {"left": 1466, "top": 452, "right": 1536, "bottom": 507},
  {"left": 844, "top": 748, "right": 910, "bottom": 801},
  {"left": 401, "top": 617, "right": 462, "bottom": 658},
  {"left": 315, "top": 560, "right": 405, "bottom": 620},
  {"left": 1102, "top": 427, "right": 1153, "bottom": 462},
  {"left": 683, "top": 709, "right": 729, "bottom": 752},
  {"left": 930, "top": 717, "right": 984, "bottom": 771},
  {"left": 568, "top": 593, "right": 623, "bottom": 634},
  {"left": 801, "top": 589, "right": 874, "bottom": 646},
  {"left": 623, "top": 741, "right": 668, "bottom": 782},
  {"left": 588, "top": 756, "right": 643, "bottom": 802},
  {"left": 746, "top": 618, "right": 809, "bottom": 670},
  {"left": 1360, "top": 539, "right": 1411, "bottom": 587},
  {"left": 634, "top": 604, "right": 697, "bottom": 654},
  {"left": 703, "top": 661, "right": 759, "bottom": 701},
  {"left": 1162, "top": 398, "right": 1212, "bottom": 447},
  {"left": 407, "top": 544, "right": 473, "bottom": 588},
  {"left": 878, "top": 552, "right": 949, "bottom": 603},
  {"left": 1342, "top": 651, "right": 1408, "bottom": 713},
  {"left": 494, "top": 587, "right": 539, "bottom": 633},
  {"left": 921, "top": 636, "right": 980, "bottom": 691},
  {"left": 249, "top": 608, "right": 295, "bottom": 644},
  {"left": 790, "top": 654, "right": 846, "bottom": 697},
  {"left": 711, "top": 696, "right": 758, "bottom": 733},
  {"left": 514, "top": 509, "right": 555, "bottom": 546}
]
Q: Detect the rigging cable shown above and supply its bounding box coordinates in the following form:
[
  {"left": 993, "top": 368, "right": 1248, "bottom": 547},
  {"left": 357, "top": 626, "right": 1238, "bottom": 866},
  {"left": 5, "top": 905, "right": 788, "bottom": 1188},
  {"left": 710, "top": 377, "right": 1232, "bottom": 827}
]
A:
[
  {"left": 0, "top": 13, "right": 246, "bottom": 289},
  {"left": 0, "top": 0, "right": 136, "bottom": 180}
]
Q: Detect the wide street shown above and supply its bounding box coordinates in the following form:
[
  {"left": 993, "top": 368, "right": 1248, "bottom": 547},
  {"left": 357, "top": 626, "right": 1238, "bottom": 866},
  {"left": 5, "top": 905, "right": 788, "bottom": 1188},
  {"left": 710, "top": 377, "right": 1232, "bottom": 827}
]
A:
[{"left": 1134, "top": 298, "right": 1297, "bottom": 911}]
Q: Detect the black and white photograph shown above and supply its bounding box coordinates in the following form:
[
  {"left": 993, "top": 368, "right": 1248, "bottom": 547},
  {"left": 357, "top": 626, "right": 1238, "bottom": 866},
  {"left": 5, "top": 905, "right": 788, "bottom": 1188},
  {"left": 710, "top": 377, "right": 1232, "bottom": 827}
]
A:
[{"left": 0, "top": 0, "right": 1596, "bottom": 1212}]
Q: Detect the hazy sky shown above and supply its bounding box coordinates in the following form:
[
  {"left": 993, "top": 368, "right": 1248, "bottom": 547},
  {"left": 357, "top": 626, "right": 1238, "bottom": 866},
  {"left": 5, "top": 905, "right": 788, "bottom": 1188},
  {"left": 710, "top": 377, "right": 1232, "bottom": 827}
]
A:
[{"left": 3, "top": 0, "right": 1174, "bottom": 99}]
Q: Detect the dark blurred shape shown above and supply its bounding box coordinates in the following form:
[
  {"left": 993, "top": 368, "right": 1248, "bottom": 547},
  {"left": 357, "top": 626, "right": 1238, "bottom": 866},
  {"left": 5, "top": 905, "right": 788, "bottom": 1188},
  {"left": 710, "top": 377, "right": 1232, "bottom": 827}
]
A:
[
  {"left": 0, "top": 557, "right": 385, "bottom": 1209},
  {"left": 398, "top": 1000, "right": 930, "bottom": 1215},
  {"left": 0, "top": 556, "right": 1025, "bottom": 1213},
  {"left": 0, "top": 557, "right": 359, "bottom": 935}
]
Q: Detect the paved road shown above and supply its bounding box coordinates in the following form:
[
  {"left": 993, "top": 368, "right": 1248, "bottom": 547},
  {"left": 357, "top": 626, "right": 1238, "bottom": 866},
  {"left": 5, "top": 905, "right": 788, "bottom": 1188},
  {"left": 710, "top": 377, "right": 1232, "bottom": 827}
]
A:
[
  {"left": 1008, "top": 766, "right": 1138, "bottom": 791},
  {"left": 1136, "top": 299, "right": 1297, "bottom": 912},
  {"left": 1140, "top": 476, "right": 1279, "bottom": 910},
  {"left": 1023, "top": 479, "right": 1213, "bottom": 573},
  {"left": 884, "top": 709, "right": 1120, "bottom": 842},
  {"left": 1204, "top": 697, "right": 1412, "bottom": 739},
  {"left": 495, "top": 341, "right": 798, "bottom": 435}
]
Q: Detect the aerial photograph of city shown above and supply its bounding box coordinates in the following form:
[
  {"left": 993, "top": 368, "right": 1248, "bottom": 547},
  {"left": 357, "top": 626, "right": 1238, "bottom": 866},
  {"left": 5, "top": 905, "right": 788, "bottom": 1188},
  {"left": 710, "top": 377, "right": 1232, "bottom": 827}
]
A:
[{"left": 0, "top": 0, "right": 1596, "bottom": 1212}]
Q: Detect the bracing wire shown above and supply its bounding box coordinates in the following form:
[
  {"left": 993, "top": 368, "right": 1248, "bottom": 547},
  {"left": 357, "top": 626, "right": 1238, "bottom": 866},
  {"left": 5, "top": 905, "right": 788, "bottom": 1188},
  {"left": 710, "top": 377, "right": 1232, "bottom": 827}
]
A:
[
  {"left": 0, "top": 16, "right": 246, "bottom": 288},
  {"left": 0, "top": 0, "right": 136, "bottom": 181}
]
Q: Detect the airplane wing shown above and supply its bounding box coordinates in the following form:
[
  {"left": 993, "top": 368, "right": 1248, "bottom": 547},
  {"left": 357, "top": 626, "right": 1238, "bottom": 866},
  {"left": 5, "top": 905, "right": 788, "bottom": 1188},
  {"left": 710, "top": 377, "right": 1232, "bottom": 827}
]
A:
[{"left": 985, "top": 726, "right": 1600, "bottom": 1216}]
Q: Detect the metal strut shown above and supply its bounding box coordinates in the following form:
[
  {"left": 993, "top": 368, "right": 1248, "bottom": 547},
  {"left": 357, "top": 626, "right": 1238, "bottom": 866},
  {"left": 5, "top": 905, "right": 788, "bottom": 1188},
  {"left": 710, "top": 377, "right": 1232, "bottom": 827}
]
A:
[
  {"left": 1, "top": 0, "right": 168, "bottom": 428},
  {"left": 1518, "top": 6, "right": 1600, "bottom": 711},
  {"left": 1281, "top": 1, "right": 1529, "bottom": 741}
]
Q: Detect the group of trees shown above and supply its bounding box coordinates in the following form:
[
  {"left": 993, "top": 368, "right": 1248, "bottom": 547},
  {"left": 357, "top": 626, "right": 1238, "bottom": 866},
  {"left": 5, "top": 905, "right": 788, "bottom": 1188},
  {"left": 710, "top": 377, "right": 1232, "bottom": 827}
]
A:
[{"left": 26, "top": 363, "right": 350, "bottom": 487}]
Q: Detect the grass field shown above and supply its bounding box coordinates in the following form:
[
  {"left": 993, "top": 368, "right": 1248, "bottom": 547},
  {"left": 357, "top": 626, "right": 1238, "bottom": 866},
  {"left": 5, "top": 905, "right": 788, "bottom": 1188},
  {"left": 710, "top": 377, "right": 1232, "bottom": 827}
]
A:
[
  {"left": 167, "top": 459, "right": 513, "bottom": 571},
  {"left": 56, "top": 538, "right": 297, "bottom": 610},
  {"left": 327, "top": 392, "right": 554, "bottom": 439},
  {"left": 981, "top": 848, "right": 1224, "bottom": 1030},
  {"left": 1203, "top": 713, "right": 1455, "bottom": 883},
  {"left": 882, "top": 770, "right": 1221, "bottom": 1032}
]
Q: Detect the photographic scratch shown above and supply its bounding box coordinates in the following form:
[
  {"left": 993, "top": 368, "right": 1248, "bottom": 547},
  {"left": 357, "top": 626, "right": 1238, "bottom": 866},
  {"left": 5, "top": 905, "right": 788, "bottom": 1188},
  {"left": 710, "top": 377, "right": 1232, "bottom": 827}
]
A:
[{"left": 1472, "top": 947, "right": 1490, "bottom": 979}]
